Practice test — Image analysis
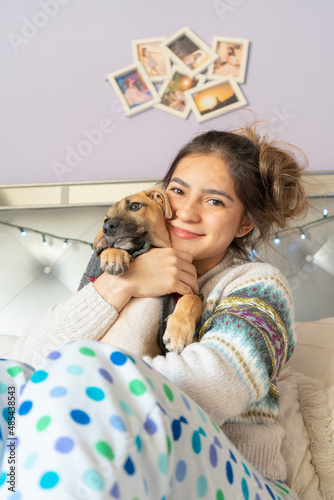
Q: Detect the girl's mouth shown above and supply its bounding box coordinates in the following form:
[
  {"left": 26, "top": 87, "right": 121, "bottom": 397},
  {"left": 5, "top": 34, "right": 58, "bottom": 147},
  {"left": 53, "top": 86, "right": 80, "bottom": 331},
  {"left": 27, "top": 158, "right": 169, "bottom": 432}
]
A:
[{"left": 170, "top": 225, "right": 204, "bottom": 240}]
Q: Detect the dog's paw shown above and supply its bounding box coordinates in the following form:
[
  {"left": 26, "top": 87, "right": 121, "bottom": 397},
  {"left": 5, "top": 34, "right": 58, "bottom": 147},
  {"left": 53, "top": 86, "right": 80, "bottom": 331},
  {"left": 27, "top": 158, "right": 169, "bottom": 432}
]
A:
[
  {"left": 162, "top": 315, "right": 195, "bottom": 354},
  {"left": 99, "top": 248, "right": 132, "bottom": 275}
]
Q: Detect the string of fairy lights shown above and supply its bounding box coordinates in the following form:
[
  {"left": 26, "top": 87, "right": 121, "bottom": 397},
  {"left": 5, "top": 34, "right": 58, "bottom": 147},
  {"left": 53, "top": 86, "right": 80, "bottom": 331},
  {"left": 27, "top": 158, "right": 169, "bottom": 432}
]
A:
[{"left": 0, "top": 208, "right": 332, "bottom": 249}]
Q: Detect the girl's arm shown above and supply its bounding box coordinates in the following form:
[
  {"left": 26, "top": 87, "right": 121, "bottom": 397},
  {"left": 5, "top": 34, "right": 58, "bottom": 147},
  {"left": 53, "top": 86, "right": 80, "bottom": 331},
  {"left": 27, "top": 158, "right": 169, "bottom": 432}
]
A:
[
  {"left": 8, "top": 248, "right": 198, "bottom": 367},
  {"left": 143, "top": 264, "right": 295, "bottom": 426}
]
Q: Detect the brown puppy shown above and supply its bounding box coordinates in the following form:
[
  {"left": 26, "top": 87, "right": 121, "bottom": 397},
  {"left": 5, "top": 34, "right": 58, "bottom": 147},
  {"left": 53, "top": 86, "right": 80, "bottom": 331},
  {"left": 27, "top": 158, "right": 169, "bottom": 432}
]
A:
[{"left": 94, "top": 187, "right": 202, "bottom": 354}]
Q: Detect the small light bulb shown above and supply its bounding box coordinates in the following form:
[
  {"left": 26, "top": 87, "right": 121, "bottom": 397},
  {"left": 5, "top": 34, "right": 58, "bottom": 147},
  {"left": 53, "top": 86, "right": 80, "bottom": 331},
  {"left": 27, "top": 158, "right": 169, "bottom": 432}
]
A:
[
  {"left": 20, "top": 228, "right": 27, "bottom": 237},
  {"left": 274, "top": 236, "right": 280, "bottom": 245},
  {"left": 42, "top": 235, "right": 47, "bottom": 246},
  {"left": 63, "top": 239, "right": 68, "bottom": 248},
  {"left": 323, "top": 209, "right": 328, "bottom": 217},
  {"left": 300, "top": 231, "right": 306, "bottom": 240}
]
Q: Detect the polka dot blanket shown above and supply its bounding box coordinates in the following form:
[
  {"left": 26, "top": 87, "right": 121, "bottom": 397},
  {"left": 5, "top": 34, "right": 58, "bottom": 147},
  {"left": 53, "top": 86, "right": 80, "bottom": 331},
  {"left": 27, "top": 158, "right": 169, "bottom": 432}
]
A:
[{"left": 0, "top": 340, "right": 299, "bottom": 499}]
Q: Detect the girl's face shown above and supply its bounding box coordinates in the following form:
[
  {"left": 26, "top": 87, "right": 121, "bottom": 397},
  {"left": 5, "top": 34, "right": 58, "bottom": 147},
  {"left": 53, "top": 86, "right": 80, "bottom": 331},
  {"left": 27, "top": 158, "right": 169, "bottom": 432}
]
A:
[{"left": 166, "top": 154, "right": 254, "bottom": 276}]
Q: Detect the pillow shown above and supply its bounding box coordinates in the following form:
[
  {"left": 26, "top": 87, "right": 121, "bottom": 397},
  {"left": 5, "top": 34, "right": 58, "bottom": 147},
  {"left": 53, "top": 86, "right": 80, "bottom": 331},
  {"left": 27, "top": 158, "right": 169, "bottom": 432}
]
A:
[{"left": 277, "top": 367, "right": 334, "bottom": 500}]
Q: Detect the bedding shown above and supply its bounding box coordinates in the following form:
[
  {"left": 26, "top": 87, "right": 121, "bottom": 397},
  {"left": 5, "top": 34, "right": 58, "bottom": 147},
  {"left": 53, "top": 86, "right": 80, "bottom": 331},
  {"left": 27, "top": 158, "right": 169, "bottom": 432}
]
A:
[{"left": 0, "top": 317, "right": 333, "bottom": 499}]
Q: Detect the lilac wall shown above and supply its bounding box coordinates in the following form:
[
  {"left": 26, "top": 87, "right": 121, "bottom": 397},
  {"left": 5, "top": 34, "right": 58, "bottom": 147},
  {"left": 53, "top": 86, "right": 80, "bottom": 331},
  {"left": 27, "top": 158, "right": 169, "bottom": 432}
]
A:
[{"left": 2, "top": 0, "right": 334, "bottom": 185}]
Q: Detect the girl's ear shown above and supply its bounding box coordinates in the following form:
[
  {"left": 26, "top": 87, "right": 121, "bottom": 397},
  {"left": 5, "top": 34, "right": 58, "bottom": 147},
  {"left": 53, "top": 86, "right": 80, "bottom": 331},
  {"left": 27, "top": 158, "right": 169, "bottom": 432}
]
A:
[{"left": 235, "top": 215, "right": 255, "bottom": 238}]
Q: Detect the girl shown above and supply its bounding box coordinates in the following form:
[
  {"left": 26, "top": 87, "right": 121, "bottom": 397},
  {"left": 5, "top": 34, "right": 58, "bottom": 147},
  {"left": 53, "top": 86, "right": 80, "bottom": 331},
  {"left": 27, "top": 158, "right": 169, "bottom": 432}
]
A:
[{"left": 2, "top": 125, "right": 307, "bottom": 499}]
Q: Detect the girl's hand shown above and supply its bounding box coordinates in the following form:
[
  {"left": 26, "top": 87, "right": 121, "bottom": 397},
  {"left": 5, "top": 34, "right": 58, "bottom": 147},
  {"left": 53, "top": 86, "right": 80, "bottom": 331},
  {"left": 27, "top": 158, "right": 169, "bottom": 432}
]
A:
[
  {"left": 124, "top": 248, "right": 199, "bottom": 298},
  {"left": 93, "top": 248, "right": 199, "bottom": 312}
]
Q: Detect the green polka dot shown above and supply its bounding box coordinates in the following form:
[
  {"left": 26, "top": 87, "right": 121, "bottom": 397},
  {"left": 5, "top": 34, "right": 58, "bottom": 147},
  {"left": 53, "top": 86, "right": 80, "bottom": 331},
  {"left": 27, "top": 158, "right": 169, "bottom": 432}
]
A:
[
  {"left": 157, "top": 453, "right": 168, "bottom": 475},
  {"left": 196, "top": 475, "right": 208, "bottom": 497},
  {"left": 79, "top": 347, "right": 96, "bottom": 357},
  {"left": 216, "top": 490, "right": 225, "bottom": 500},
  {"left": 36, "top": 415, "right": 51, "bottom": 431},
  {"left": 163, "top": 383, "right": 174, "bottom": 402},
  {"left": 129, "top": 379, "right": 146, "bottom": 396},
  {"left": 7, "top": 366, "right": 23, "bottom": 377},
  {"left": 95, "top": 441, "right": 114, "bottom": 461},
  {"left": 167, "top": 435, "right": 172, "bottom": 455},
  {"left": 211, "top": 418, "right": 220, "bottom": 432}
]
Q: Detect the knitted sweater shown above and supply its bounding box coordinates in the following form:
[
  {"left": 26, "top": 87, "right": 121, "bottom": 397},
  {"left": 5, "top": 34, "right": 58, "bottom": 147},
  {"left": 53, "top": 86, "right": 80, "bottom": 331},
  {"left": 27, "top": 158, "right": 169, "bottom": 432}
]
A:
[{"left": 8, "top": 251, "right": 295, "bottom": 481}]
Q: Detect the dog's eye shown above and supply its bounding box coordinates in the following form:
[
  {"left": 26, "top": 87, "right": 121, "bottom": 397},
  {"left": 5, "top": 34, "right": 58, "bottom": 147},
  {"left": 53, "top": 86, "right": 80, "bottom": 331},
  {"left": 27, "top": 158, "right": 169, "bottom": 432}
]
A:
[
  {"left": 103, "top": 217, "right": 109, "bottom": 223},
  {"left": 129, "top": 202, "right": 142, "bottom": 211}
]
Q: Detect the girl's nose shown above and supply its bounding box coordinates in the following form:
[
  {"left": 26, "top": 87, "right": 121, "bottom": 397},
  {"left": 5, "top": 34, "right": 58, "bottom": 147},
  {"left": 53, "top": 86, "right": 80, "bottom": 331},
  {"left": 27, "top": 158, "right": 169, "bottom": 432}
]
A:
[{"left": 175, "top": 199, "right": 200, "bottom": 223}]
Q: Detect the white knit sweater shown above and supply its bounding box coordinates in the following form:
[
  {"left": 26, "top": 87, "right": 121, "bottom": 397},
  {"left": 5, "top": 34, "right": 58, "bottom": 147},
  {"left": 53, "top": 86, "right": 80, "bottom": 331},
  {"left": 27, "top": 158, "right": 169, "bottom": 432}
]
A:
[{"left": 8, "top": 253, "right": 295, "bottom": 481}]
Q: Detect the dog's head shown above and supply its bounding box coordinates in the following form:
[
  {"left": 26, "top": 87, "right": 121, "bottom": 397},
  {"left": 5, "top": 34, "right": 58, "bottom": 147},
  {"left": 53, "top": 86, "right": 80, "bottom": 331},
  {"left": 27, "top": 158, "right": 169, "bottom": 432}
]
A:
[{"left": 93, "top": 187, "right": 172, "bottom": 251}]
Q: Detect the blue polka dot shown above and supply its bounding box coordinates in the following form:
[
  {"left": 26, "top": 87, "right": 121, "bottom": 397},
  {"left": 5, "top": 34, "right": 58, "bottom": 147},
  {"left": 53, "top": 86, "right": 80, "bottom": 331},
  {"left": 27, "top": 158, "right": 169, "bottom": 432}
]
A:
[
  {"left": 119, "top": 401, "right": 135, "bottom": 416},
  {"left": 30, "top": 370, "right": 48, "bottom": 383},
  {"left": 214, "top": 436, "right": 222, "bottom": 449},
  {"left": 40, "top": 471, "right": 59, "bottom": 489},
  {"left": 146, "top": 377, "right": 155, "bottom": 391},
  {"left": 86, "top": 386, "right": 105, "bottom": 401},
  {"left": 19, "top": 384, "right": 25, "bottom": 395},
  {"left": 83, "top": 469, "right": 104, "bottom": 491},
  {"left": 2, "top": 408, "right": 10, "bottom": 424},
  {"left": 47, "top": 351, "right": 61, "bottom": 360},
  {"left": 197, "top": 406, "right": 207, "bottom": 422},
  {"left": 99, "top": 368, "right": 113, "bottom": 384},
  {"left": 196, "top": 475, "right": 208, "bottom": 497},
  {"left": 8, "top": 493, "right": 21, "bottom": 500},
  {"left": 18, "top": 400, "right": 33, "bottom": 416},
  {"left": 229, "top": 448, "right": 237, "bottom": 463},
  {"left": 124, "top": 456, "right": 135, "bottom": 475},
  {"left": 143, "top": 416, "right": 157, "bottom": 434},
  {"left": 55, "top": 437, "right": 74, "bottom": 453},
  {"left": 242, "top": 477, "right": 249, "bottom": 500},
  {"left": 110, "top": 415, "right": 127, "bottom": 432},
  {"left": 255, "top": 494, "right": 262, "bottom": 500},
  {"left": 135, "top": 435, "right": 142, "bottom": 452},
  {"left": 181, "top": 394, "right": 191, "bottom": 410},
  {"left": 265, "top": 484, "right": 276, "bottom": 500},
  {"left": 50, "top": 386, "right": 67, "bottom": 397},
  {"left": 242, "top": 462, "right": 251, "bottom": 477},
  {"left": 0, "top": 382, "right": 7, "bottom": 394},
  {"left": 24, "top": 452, "right": 38, "bottom": 469},
  {"left": 66, "top": 364, "right": 84, "bottom": 375},
  {"left": 253, "top": 472, "right": 263, "bottom": 490},
  {"left": 175, "top": 460, "right": 187, "bottom": 482},
  {"left": 110, "top": 351, "right": 127, "bottom": 366},
  {"left": 226, "top": 460, "right": 233, "bottom": 484},
  {"left": 143, "top": 476, "right": 149, "bottom": 494},
  {"left": 70, "top": 409, "right": 90, "bottom": 425},
  {"left": 157, "top": 454, "right": 168, "bottom": 475},
  {"left": 0, "top": 471, "right": 6, "bottom": 486},
  {"left": 209, "top": 443, "right": 218, "bottom": 467}
]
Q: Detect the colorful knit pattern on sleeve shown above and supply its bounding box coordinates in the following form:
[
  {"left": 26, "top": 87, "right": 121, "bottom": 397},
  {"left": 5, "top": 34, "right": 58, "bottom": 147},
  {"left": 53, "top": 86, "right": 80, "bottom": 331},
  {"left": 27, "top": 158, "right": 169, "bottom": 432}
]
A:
[{"left": 197, "top": 267, "right": 295, "bottom": 425}]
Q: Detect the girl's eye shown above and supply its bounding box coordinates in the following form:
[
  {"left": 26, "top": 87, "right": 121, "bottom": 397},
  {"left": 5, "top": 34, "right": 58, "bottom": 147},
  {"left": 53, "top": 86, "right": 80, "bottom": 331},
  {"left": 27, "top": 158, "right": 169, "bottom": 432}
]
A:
[
  {"left": 170, "top": 187, "right": 184, "bottom": 195},
  {"left": 209, "top": 199, "right": 224, "bottom": 207}
]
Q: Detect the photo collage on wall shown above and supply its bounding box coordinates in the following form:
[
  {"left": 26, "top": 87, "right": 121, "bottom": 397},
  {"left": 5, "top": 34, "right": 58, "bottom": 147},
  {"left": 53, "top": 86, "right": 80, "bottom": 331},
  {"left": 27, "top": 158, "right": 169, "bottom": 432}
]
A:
[{"left": 107, "top": 27, "right": 250, "bottom": 123}]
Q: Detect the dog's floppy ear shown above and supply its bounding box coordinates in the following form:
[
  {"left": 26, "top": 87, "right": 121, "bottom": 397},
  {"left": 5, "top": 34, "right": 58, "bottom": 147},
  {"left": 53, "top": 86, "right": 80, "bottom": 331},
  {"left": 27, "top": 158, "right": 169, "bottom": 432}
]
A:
[
  {"left": 93, "top": 229, "right": 106, "bottom": 250},
  {"left": 144, "top": 188, "right": 172, "bottom": 219}
]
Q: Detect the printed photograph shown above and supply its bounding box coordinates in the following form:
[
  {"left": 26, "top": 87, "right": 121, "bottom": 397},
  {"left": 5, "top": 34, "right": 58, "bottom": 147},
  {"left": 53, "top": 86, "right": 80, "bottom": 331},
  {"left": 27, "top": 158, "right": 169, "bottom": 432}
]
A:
[
  {"left": 132, "top": 37, "right": 171, "bottom": 82},
  {"left": 154, "top": 66, "right": 205, "bottom": 119},
  {"left": 186, "top": 76, "right": 247, "bottom": 123},
  {"left": 208, "top": 37, "right": 250, "bottom": 84},
  {"left": 164, "top": 26, "right": 218, "bottom": 76},
  {"left": 107, "top": 63, "right": 160, "bottom": 117}
]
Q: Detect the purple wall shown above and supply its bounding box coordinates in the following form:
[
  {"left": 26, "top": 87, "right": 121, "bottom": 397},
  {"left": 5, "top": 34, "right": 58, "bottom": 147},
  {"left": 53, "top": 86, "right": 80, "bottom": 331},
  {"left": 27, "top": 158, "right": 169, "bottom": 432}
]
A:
[{"left": 2, "top": 0, "right": 334, "bottom": 185}]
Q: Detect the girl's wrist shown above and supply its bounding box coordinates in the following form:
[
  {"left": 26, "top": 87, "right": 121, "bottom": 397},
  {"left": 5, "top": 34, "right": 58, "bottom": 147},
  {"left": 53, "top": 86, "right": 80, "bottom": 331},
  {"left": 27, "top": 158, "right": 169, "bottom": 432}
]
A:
[{"left": 93, "top": 273, "right": 132, "bottom": 313}]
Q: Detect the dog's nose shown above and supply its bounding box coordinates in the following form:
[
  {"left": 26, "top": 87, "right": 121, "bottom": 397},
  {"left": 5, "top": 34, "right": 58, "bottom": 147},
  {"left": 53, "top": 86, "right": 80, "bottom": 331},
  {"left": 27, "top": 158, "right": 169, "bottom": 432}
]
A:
[{"left": 103, "top": 218, "right": 119, "bottom": 237}]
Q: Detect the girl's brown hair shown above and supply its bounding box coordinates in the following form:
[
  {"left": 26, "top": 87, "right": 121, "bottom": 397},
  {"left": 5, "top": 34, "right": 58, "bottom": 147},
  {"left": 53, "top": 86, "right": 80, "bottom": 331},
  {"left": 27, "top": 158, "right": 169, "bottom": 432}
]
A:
[{"left": 160, "top": 124, "right": 308, "bottom": 260}]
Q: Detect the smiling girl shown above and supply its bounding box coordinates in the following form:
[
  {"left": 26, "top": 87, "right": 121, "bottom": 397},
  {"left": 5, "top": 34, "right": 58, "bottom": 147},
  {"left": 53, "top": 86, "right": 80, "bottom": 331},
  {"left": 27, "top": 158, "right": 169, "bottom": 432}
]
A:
[{"left": 4, "top": 125, "right": 307, "bottom": 499}]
